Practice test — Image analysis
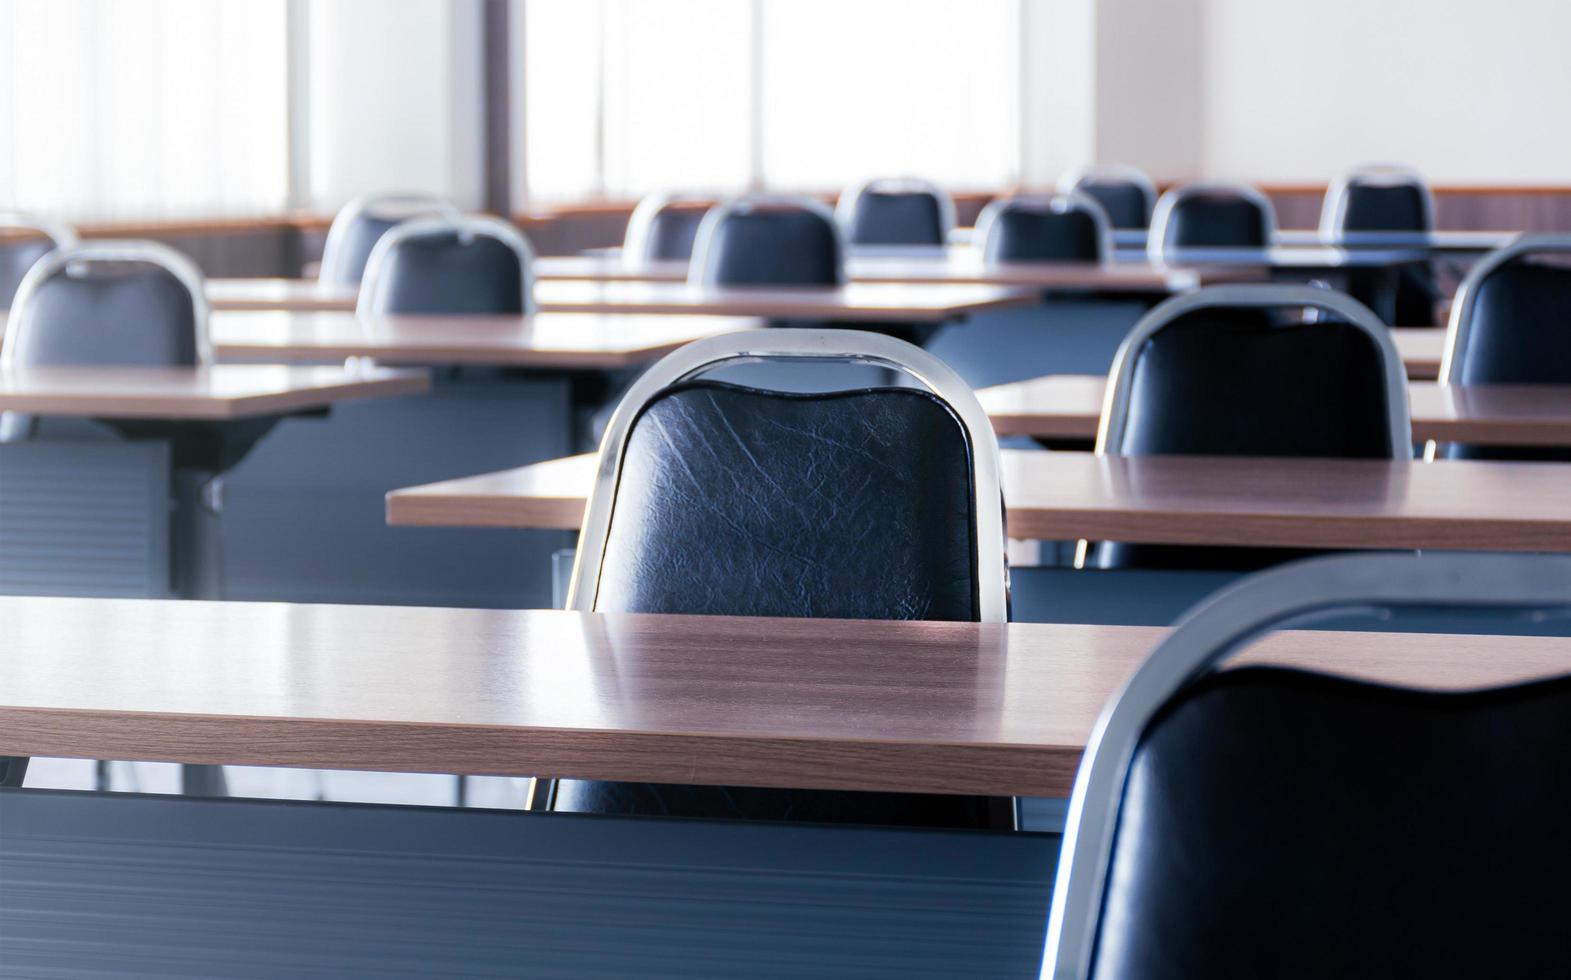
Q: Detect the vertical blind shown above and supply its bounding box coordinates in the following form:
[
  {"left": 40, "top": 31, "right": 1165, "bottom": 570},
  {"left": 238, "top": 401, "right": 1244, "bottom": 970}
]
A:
[
  {"left": 0, "top": 0, "right": 289, "bottom": 222},
  {"left": 523, "top": 0, "right": 1020, "bottom": 203}
]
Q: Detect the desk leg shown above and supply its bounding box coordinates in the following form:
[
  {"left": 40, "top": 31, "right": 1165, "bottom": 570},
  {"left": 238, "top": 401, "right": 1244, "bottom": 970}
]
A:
[
  {"left": 0, "top": 756, "right": 29, "bottom": 787},
  {"left": 181, "top": 764, "right": 228, "bottom": 798},
  {"left": 172, "top": 468, "right": 224, "bottom": 601}
]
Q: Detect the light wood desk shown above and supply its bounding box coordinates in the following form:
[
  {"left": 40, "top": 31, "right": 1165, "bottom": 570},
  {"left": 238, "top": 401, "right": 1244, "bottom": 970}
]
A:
[
  {"left": 530, "top": 280, "right": 1037, "bottom": 321},
  {"left": 0, "top": 364, "right": 428, "bottom": 419},
  {"left": 1391, "top": 327, "right": 1443, "bottom": 379},
  {"left": 1274, "top": 229, "right": 1517, "bottom": 253},
  {"left": 979, "top": 375, "right": 1571, "bottom": 448},
  {"left": 208, "top": 311, "right": 763, "bottom": 368},
  {"left": 206, "top": 278, "right": 357, "bottom": 313},
  {"left": 387, "top": 450, "right": 1571, "bottom": 552},
  {"left": 2, "top": 596, "right": 1564, "bottom": 798}
]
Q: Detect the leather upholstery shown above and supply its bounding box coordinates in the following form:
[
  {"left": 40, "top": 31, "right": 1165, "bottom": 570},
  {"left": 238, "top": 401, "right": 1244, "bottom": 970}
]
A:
[
  {"left": 1073, "top": 181, "right": 1151, "bottom": 230},
  {"left": 14, "top": 263, "right": 200, "bottom": 367},
  {"left": 982, "top": 204, "right": 1103, "bottom": 264},
  {"left": 1, "top": 235, "right": 56, "bottom": 308},
  {"left": 697, "top": 208, "right": 843, "bottom": 286},
  {"left": 1339, "top": 183, "right": 1429, "bottom": 233},
  {"left": 844, "top": 190, "right": 947, "bottom": 246},
  {"left": 1448, "top": 261, "right": 1571, "bottom": 460},
  {"left": 325, "top": 214, "right": 404, "bottom": 286},
  {"left": 637, "top": 204, "right": 710, "bottom": 261},
  {"left": 369, "top": 232, "right": 525, "bottom": 314},
  {"left": 1097, "top": 312, "right": 1393, "bottom": 569},
  {"left": 1090, "top": 665, "right": 1571, "bottom": 979},
  {"left": 1160, "top": 192, "right": 1271, "bottom": 249},
  {"left": 555, "top": 380, "right": 1007, "bottom": 829}
]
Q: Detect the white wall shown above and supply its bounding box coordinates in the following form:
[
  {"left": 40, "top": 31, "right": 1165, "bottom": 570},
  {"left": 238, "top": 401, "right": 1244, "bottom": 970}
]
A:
[
  {"left": 305, "top": 0, "right": 483, "bottom": 210},
  {"left": 1201, "top": 0, "right": 1571, "bottom": 184}
]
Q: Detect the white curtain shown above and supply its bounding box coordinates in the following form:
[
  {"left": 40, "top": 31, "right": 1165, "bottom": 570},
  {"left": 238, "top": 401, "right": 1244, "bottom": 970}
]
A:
[{"left": 0, "top": 0, "right": 290, "bottom": 222}]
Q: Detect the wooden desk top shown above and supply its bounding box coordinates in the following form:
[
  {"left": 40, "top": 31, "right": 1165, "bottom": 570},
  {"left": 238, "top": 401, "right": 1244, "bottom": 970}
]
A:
[
  {"left": 1391, "top": 328, "right": 1442, "bottom": 379},
  {"left": 0, "top": 365, "right": 428, "bottom": 420},
  {"left": 979, "top": 375, "right": 1571, "bottom": 448},
  {"left": 386, "top": 450, "right": 1571, "bottom": 552},
  {"left": 2, "top": 596, "right": 1564, "bottom": 798},
  {"left": 531, "top": 280, "right": 1038, "bottom": 321},
  {"left": 209, "top": 311, "right": 764, "bottom": 368},
  {"left": 1274, "top": 229, "right": 1517, "bottom": 253},
  {"left": 1127, "top": 244, "right": 1432, "bottom": 269},
  {"left": 207, "top": 278, "right": 357, "bottom": 313}
]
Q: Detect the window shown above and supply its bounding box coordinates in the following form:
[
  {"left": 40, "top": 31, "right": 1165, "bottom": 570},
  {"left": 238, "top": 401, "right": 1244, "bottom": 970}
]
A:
[
  {"left": 522, "top": 0, "right": 1020, "bottom": 204},
  {"left": 0, "top": 0, "right": 289, "bottom": 222}
]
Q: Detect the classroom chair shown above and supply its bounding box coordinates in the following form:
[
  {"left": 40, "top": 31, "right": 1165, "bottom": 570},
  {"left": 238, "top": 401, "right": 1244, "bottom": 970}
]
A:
[
  {"left": 974, "top": 193, "right": 1111, "bottom": 264},
  {"left": 622, "top": 192, "right": 713, "bottom": 262},
  {"left": 689, "top": 196, "right": 845, "bottom": 287},
  {"left": 1321, "top": 164, "right": 1442, "bottom": 325},
  {"left": 1086, "top": 284, "right": 1411, "bottom": 570},
  {"left": 1147, "top": 182, "right": 1275, "bottom": 257},
  {"left": 534, "top": 328, "right": 1014, "bottom": 830},
  {"left": 835, "top": 177, "right": 954, "bottom": 247},
  {"left": 1439, "top": 233, "right": 1571, "bottom": 460},
  {"left": 1043, "top": 551, "right": 1571, "bottom": 979},
  {"left": 1056, "top": 164, "right": 1158, "bottom": 231},
  {"left": 318, "top": 192, "right": 461, "bottom": 287},
  {"left": 357, "top": 214, "right": 535, "bottom": 315},
  {"left": 0, "top": 212, "right": 76, "bottom": 308}
]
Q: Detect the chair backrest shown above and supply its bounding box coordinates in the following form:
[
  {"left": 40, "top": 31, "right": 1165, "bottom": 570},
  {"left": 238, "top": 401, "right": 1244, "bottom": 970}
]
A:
[
  {"left": 1319, "top": 164, "right": 1434, "bottom": 238},
  {"left": 689, "top": 197, "right": 846, "bottom": 287},
  {"left": 1148, "top": 183, "right": 1276, "bottom": 257},
  {"left": 975, "top": 194, "right": 1111, "bottom": 265},
  {"left": 319, "top": 193, "right": 461, "bottom": 287},
  {"left": 3, "top": 240, "right": 209, "bottom": 369},
  {"left": 0, "top": 212, "right": 76, "bottom": 308},
  {"left": 622, "top": 193, "right": 714, "bottom": 262},
  {"left": 1043, "top": 552, "right": 1571, "bottom": 980},
  {"left": 356, "top": 215, "right": 535, "bottom": 316},
  {"left": 835, "top": 178, "right": 955, "bottom": 247},
  {"left": 567, "top": 328, "right": 1007, "bottom": 622},
  {"left": 1056, "top": 165, "right": 1158, "bottom": 231}
]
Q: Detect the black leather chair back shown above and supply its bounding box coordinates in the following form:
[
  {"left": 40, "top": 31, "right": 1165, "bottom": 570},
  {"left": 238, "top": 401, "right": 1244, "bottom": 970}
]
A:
[
  {"left": 1156, "top": 189, "right": 1272, "bottom": 250},
  {"left": 11, "top": 259, "right": 202, "bottom": 368},
  {"left": 635, "top": 204, "right": 710, "bottom": 262},
  {"left": 1090, "top": 665, "right": 1571, "bottom": 979},
  {"left": 1339, "top": 182, "right": 1430, "bottom": 233},
  {"left": 1, "top": 235, "right": 58, "bottom": 309},
  {"left": 1447, "top": 258, "right": 1571, "bottom": 460},
  {"left": 1097, "top": 306, "right": 1396, "bottom": 569},
  {"left": 693, "top": 203, "right": 843, "bottom": 287},
  {"left": 363, "top": 227, "right": 528, "bottom": 315},
  {"left": 843, "top": 189, "right": 947, "bottom": 246},
  {"left": 1073, "top": 181, "right": 1151, "bottom": 230},
  {"left": 553, "top": 377, "right": 1006, "bottom": 828},
  {"left": 321, "top": 196, "right": 455, "bottom": 286},
  {"left": 979, "top": 198, "right": 1105, "bottom": 264},
  {"left": 328, "top": 214, "right": 402, "bottom": 286}
]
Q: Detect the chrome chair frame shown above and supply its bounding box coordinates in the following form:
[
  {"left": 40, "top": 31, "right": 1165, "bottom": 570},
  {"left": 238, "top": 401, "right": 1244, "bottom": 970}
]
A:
[
  {"left": 1319, "top": 163, "right": 1435, "bottom": 241},
  {"left": 973, "top": 192, "right": 1114, "bottom": 265},
  {"left": 1055, "top": 164, "right": 1159, "bottom": 228},
  {"left": 4, "top": 240, "right": 213, "bottom": 368},
  {"left": 356, "top": 214, "right": 537, "bottom": 317},
  {"left": 1437, "top": 233, "right": 1571, "bottom": 384},
  {"left": 834, "top": 177, "right": 957, "bottom": 245},
  {"left": 565, "top": 328, "right": 1009, "bottom": 622},
  {"left": 688, "top": 195, "right": 849, "bottom": 287},
  {"left": 1146, "top": 182, "right": 1278, "bottom": 262},
  {"left": 1095, "top": 283, "right": 1413, "bottom": 457},
  {"left": 0, "top": 211, "right": 79, "bottom": 253},
  {"left": 621, "top": 191, "right": 714, "bottom": 263},
  {"left": 1041, "top": 551, "right": 1571, "bottom": 979},
  {"left": 318, "top": 192, "right": 461, "bottom": 286}
]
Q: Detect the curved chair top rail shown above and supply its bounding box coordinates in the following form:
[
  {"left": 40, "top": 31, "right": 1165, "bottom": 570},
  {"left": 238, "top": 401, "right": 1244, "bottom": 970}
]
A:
[
  {"left": 973, "top": 192, "right": 1114, "bottom": 265},
  {"left": 621, "top": 191, "right": 716, "bottom": 260},
  {"left": 356, "top": 213, "right": 537, "bottom": 317},
  {"left": 0, "top": 211, "right": 78, "bottom": 251},
  {"left": 688, "top": 194, "right": 849, "bottom": 287},
  {"left": 1318, "top": 163, "right": 1435, "bottom": 239},
  {"left": 1095, "top": 283, "right": 1413, "bottom": 455},
  {"left": 1146, "top": 182, "right": 1278, "bottom": 261},
  {"left": 1439, "top": 232, "right": 1571, "bottom": 383},
  {"left": 567, "top": 327, "right": 1008, "bottom": 621},
  {"left": 3, "top": 239, "right": 212, "bottom": 368},
  {"left": 319, "top": 192, "right": 463, "bottom": 285},
  {"left": 1041, "top": 550, "right": 1571, "bottom": 979},
  {"left": 1055, "top": 164, "right": 1159, "bottom": 215},
  {"left": 833, "top": 177, "right": 957, "bottom": 240}
]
